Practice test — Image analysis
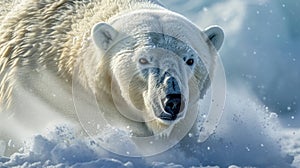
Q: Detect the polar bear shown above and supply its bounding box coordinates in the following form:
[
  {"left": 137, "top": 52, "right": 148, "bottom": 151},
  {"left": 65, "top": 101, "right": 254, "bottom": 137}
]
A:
[{"left": 0, "top": 0, "right": 224, "bottom": 155}]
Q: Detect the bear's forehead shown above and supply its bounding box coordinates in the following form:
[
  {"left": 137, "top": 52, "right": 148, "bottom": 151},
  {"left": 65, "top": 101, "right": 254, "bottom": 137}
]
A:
[
  {"left": 135, "top": 32, "right": 197, "bottom": 59},
  {"left": 109, "top": 10, "right": 212, "bottom": 65},
  {"left": 113, "top": 32, "right": 206, "bottom": 70},
  {"left": 109, "top": 10, "right": 204, "bottom": 42}
]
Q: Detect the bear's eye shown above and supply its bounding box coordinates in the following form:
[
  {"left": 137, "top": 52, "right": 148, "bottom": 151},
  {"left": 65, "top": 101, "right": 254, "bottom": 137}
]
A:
[
  {"left": 139, "top": 58, "right": 149, "bottom": 65},
  {"left": 186, "top": 59, "right": 194, "bottom": 66}
]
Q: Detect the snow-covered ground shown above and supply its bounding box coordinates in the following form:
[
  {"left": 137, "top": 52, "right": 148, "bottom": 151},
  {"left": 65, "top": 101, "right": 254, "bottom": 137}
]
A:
[
  {"left": 0, "top": 86, "right": 297, "bottom": 167},
  {"left": 1, "top": 0, "right": 300, "bottom": 168}
]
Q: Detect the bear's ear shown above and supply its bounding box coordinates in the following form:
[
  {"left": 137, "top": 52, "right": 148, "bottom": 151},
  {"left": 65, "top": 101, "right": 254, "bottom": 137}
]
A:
[
  {"left": 92, "top": 22, "right": 118, "bottom": 51},
  {"left": 204, "top": 26, "right": 224, "bottom": 51}
]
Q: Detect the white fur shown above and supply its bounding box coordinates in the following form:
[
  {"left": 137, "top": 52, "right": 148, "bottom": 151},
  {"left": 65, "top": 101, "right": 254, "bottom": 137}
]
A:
[{"left": 0, "top": 0, "right": 224, "bottom": 156}]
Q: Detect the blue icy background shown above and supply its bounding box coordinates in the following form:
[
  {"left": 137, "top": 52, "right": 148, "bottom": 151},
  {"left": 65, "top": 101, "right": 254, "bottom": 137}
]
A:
[{"left": 161, "top": 0, "right": 300, "bottom": 127}]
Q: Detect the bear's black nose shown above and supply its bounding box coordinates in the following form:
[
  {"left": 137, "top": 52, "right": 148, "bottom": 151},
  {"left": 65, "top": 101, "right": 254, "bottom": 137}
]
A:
[{"left": 161, "top": 94, "right": 184, "bottom": 120}]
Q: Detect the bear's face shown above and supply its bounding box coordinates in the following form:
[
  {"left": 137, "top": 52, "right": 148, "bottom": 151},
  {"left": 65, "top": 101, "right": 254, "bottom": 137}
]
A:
[
  {"left": 91, "top": 11, "right": 224, "bottom": 135},
  {"left": 128, "top": 46, "right": 192, "bottom": 122}
]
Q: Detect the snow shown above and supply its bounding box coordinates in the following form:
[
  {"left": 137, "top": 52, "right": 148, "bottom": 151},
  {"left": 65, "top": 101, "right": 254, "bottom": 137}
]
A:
[
  {"left": 1, "top": 0, "right": 300, "bottom": 168},
  {"left": 0, "top": 86, "right": 298, "bottom": 168}
]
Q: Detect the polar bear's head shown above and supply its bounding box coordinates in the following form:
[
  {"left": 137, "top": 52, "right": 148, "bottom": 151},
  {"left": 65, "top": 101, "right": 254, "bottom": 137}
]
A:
[{"left": 91, "top": 10, "right": 224, "bottom": 135}]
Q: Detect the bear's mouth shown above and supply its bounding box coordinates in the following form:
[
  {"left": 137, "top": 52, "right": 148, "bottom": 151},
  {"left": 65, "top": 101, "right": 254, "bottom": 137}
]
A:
[{"left": 158, "top": 94, "right": 186, "bottom": 122}]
